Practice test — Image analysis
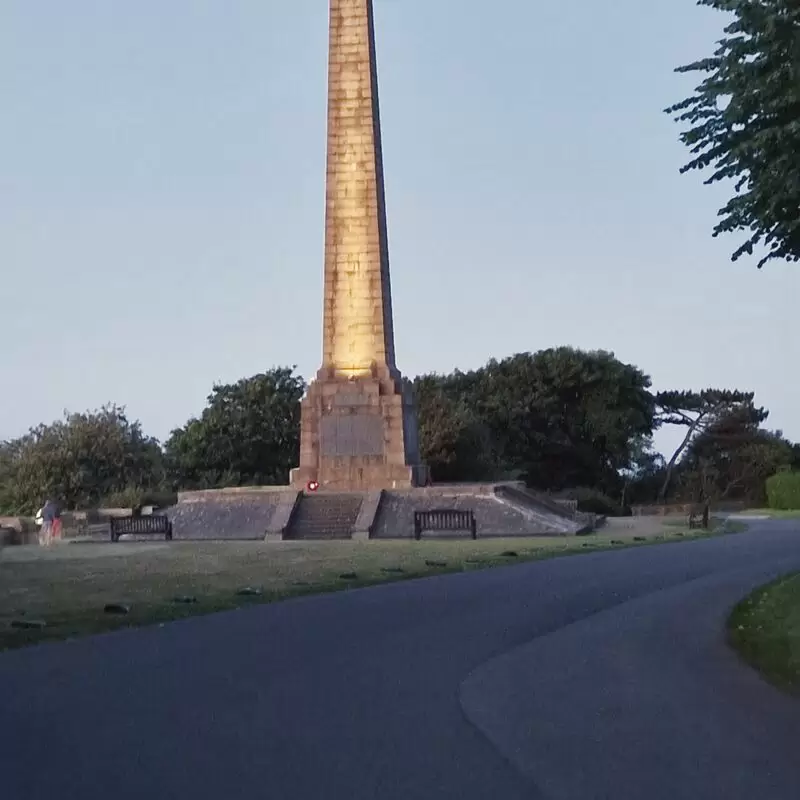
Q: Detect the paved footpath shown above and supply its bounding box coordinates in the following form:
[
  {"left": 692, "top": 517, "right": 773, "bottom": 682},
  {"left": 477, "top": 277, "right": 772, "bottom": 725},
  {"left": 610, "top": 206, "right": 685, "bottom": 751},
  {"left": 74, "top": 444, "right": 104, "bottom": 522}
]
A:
[{"left": 1, "top": 522, "right": 799, "bottom": 800}]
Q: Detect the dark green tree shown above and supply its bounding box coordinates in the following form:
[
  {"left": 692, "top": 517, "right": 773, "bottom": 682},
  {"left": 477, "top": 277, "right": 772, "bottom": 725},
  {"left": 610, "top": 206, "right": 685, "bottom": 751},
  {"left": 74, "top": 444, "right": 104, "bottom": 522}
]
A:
[
  {"left": 655, "top": 388, "right": 761, "bottom": 501},
  {"left": 666, "top": 0, "right": 800, "bottom": 267},
  {"left": 619, "top": 435, "right": 665, "bottom": 508},
  {"left": 467, "top": 348, "right": 655, "bottom": 493},
  {"left": 165, "top": 367, "right": 306, "bottom": 489},
  {"left": 0, "top": 440, "right": 17, "bottom": 513},
  {"left": 413, "top": 375, "right": 495, "bottom": 482},
  {"left": 0, "top": 405, "right": 164, "bottom": 514},
  {"left": 677, "top": 404, "right": 791, "bottom": 503}
]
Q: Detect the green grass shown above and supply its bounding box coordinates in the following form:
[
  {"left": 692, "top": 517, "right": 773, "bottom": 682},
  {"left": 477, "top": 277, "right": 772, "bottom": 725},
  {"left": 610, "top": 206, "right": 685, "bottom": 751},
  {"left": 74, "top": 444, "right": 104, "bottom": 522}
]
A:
[
  {"left": 728, "top": 572, "right": 800, "bottom": 694},
  {"left": 0, "top": 520, "right": 743, "bottom": 651}
]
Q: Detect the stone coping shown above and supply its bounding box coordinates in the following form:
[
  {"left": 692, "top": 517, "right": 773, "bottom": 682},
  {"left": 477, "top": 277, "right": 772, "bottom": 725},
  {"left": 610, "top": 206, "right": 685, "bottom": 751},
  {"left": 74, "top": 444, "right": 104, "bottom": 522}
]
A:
[{"left": 177, "top": 486, "right": 294, "bottom": 504}]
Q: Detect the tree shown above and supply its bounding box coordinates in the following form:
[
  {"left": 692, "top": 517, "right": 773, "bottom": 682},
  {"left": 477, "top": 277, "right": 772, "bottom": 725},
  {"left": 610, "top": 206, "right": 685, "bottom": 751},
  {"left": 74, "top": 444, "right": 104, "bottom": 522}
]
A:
[
  {"left": 619, "top": 435, "right": 665, "bottom": 508},
  {"left": 0, "top": 405, "right": 164, "bottom": 514},
  {"left": 666, "top": 0, "right": 800, "bottom": 268},
  {"left": 414, "top": 375, "right": 494, "bottom": 482},
  {"left": 678, "top": 405, "right": 791, "bottom": 503},
  {"left": 0, "top": 441, "right": 16, "bottom": 513},
  {"left": 654, "top": 388, "right": 761, "bottom": 501},
  {"left": 165, "top": 367, "right": 306, "bottom": 489},
  {"left": 466, "top": 348, "right": 655, "bottom": 493}
]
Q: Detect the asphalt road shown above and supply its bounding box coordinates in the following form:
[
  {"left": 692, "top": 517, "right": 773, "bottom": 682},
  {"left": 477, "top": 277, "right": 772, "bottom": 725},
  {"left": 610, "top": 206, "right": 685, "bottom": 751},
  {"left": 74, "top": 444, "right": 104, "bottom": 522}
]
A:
[{"left": 2, "top": 521, "right": 799, "bottom": 800}]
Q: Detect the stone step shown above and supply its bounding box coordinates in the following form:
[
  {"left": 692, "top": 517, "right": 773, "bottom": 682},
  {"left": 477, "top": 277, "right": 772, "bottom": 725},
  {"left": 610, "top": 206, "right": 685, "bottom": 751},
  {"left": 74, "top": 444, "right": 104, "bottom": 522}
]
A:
[{"left": 285, "top": 493, "right": 364, "bottom": 540}]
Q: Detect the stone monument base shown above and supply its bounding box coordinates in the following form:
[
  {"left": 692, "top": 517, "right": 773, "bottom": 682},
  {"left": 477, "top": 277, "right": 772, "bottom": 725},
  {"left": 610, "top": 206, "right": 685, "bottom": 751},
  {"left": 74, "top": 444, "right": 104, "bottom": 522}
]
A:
[
  {"left": 290, "top": 463, "right": 426, "bottom": 493},
  {"left": 166, "top": 482, "right": 596, "bottom": 541},
  {"left": 290, "top": 366, "right": 428, "bottom": 492}
]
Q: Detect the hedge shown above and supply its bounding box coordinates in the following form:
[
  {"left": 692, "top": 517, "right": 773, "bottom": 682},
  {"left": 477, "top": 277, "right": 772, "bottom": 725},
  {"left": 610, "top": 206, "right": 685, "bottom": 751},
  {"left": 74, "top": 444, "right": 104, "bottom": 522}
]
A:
[{"left": 766, "top": 472, "right": 800, "bottom": 510}]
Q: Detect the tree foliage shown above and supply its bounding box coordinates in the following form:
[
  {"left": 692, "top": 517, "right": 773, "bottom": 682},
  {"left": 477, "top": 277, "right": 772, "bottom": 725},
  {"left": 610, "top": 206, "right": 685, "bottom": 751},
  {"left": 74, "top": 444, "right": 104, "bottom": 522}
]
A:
[
  {"left": 666, "top": 0, "right": 800, "bottom": 267},
  {"left": 0, "top": 405, "right": 164, "bottom": 514},
  {"left": 0, "top": 353, "right": 791, "bottom": 515},
  {"left": 654, "top": 388, "right": 761, "bottom": 500},
  {"left": 164, "top": 367, "right": 306, "bottom": 489},
  {"left": 413, "top": 375, "right": 494, "bottom": 482},
  {"left": 678, "top": 404, "right": 792, "bottom": 503},
  {"left": 619, "top": 435, "right": 665, "bottom": 508},
  {"left": 475, "top": 349, "right": 655, "bottom": 493},
  {"left": 417, "top": 348, "right": 655, "bottom": 495}
]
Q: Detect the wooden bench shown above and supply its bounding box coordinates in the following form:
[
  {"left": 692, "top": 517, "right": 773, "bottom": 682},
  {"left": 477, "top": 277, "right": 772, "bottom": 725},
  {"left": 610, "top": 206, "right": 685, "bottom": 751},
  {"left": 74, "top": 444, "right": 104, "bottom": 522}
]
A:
[
  {"left": 414, "top": 509, "right": 477, "bottom": 540},
  {"left": 688, "top": 504, "right": 710, "bottom": 530},
  {"left": 110, "top": 515, "right": 173, "bottom": 542}
]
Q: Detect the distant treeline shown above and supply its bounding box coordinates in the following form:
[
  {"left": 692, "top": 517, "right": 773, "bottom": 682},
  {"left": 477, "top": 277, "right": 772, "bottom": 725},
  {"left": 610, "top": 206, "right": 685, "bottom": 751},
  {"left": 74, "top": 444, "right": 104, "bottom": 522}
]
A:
[{"left": 2, "top": 348, "right": 797, "bottom": 516}]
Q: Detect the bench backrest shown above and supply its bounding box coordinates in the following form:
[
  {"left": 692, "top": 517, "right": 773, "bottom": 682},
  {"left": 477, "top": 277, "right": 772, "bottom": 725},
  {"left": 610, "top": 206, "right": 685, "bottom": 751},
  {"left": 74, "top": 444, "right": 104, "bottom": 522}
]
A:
[
  {"left": 688, "top": 503, "right": 710, "bottom": 527},
  {"left": 110, "top": 515, "right": 171, "bottom": 535},
  {"left": 414, "top": 509, "right": 476, "bottom": 539}
]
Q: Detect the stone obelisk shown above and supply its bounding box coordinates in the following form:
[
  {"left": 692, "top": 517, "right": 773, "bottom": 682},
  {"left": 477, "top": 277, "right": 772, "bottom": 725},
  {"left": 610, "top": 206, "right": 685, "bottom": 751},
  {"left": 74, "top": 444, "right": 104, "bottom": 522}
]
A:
[{"left": 290, "top": 0, "right": 426, "bottom": 491}]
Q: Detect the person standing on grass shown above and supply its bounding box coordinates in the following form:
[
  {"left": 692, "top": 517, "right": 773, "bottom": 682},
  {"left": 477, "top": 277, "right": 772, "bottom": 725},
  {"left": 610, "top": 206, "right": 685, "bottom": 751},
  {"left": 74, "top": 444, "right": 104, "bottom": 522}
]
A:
[
  {"left": 38, "top": 498, "right": 59, "bottom": 547},
  {"left": 51, "top": 501, "right": 63, "bottom": 541}
]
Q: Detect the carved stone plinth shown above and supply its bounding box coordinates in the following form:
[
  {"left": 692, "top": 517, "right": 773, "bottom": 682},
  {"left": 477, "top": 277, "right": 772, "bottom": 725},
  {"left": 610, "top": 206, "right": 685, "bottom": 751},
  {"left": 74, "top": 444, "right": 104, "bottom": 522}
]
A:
[{"left": 291, "top": 365, "right": 427, "bottom": 490}]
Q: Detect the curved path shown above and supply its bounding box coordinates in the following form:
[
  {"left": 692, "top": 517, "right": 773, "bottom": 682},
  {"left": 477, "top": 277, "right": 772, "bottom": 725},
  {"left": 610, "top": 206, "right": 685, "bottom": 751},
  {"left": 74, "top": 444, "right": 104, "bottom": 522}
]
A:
[{"left": 2, "top": 522, "right": 799, "bottom": 800}]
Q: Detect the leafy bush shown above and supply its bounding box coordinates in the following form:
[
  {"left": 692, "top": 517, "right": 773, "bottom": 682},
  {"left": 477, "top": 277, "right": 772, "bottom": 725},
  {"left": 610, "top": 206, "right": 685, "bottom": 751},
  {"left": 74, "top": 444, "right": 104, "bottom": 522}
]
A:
[
  {"left": 766, "top": 472, "right": 800, "bottom": 510},
  {"left": 102, "top": 488, "right": 178, "bottom": 511},
  {"left": 0, "top": 406, "right": 165, "bottom": 514}
]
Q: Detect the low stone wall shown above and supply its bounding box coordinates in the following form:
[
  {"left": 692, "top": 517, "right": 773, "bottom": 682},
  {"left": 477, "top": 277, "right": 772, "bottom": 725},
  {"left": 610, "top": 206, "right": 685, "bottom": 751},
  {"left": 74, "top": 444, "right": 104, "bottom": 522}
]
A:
[
  {"left": 631, "top": 504, "right": 693, "bottom": 517},
  {"left": 0, "top": 525, "right": 33, "bottom": 546},
  {"left": 631, "top": 502, "right": 748, "bottom": 517},
  {"left": 353, "top": 491, "right": 383, "bottom": 539},
  {"left": 372, "top": 484, "right": 579, "bottom": 539},
  {"left": 177, "top": 486, "right": 289, "bottom": 503},
  {"left": 0, "top": 516, "right": 38, "bottom": 545},
  {"left": 168, "top": 488, "right": 299, "bottom": 540},
  {"left": 493, "top": 485, "right": 586, "bottom": 534},
  {"left": 0, "top": 516, "right": 36, "bottom": 533},
  {"left": 57, "top": 508, "right": 133, "bottom": 540}
]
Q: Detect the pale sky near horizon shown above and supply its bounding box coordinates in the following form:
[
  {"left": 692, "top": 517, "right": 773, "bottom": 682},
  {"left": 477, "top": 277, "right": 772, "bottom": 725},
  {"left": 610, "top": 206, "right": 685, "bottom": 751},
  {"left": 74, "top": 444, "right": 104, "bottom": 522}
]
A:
[{"left": 2, "top": 1, "right": 798, "bottom": 460}]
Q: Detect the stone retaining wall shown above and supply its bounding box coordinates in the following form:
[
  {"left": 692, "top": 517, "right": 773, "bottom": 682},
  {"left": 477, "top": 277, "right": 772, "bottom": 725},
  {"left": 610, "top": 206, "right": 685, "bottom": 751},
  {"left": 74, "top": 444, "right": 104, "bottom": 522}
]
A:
[
  {"left": 168, "top": 489, "right": 299, "bottom": 540},
  {"left": 372, "top": 484, "right": 578, "bottom": 539}
]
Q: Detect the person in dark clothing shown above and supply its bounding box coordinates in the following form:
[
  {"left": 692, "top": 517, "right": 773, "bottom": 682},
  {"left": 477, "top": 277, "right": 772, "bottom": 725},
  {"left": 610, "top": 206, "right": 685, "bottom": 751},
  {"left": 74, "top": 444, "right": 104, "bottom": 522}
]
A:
[{"left": 38, "top": 499, "right": 59, "bottom": 546}]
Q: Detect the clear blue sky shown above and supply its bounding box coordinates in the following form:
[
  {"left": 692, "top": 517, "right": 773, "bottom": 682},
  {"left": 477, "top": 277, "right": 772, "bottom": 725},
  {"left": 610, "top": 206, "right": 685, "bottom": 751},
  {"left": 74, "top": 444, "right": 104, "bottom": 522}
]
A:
[{"left": 2, "top": 1, "right": 798, "bottom": 459}]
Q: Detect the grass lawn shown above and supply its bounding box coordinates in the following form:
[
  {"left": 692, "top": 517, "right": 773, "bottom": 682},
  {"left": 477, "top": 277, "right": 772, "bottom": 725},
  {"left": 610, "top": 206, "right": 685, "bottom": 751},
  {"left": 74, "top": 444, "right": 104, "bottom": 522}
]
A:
[
  {"left": 728, "top": 572, "right": 800, "bottom": 695},
  {"left": 0, "top": 520, "right": 742, "bottom": 651}
]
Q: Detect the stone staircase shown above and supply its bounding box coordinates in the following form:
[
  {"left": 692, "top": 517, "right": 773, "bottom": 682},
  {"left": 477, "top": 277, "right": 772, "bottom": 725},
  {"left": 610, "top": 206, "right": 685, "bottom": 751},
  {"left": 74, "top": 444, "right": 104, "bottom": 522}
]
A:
[{"left": 285, "top": 493, "right": 364, "bottom": 540}]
